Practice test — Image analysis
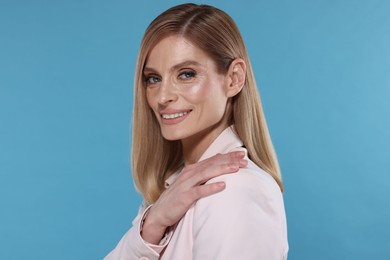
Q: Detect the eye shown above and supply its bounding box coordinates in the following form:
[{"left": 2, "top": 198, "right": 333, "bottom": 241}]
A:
[
  {"left": 144, "top": 75, "right": 161, "bottom": 85},
  {"left": 178, "top": 70, "right": 196, "bottom": 80}
]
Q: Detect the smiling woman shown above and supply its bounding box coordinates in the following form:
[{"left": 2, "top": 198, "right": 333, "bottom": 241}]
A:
[
  {"left": 105, "top": 3, "right": 288, "bottom": 260},
  {"left": 145, "top": 36, "right": 236, "bottom": 154}
]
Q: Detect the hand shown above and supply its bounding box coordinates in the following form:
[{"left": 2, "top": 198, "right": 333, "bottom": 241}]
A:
[{"left": 141, "top": 151, "right": 248, "bottom": 244}]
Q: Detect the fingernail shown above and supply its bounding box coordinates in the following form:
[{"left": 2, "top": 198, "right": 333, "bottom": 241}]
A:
[
  {"left": 230, "top": 164, "right": 239, "bottom": 170},
  {"left": 217, "top": 182, "right": 226, "bottom": 188}
]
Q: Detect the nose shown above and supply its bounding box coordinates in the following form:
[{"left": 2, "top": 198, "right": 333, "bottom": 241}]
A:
[{"left": 157, "top": 80, "right": 177, "bottom": 105}]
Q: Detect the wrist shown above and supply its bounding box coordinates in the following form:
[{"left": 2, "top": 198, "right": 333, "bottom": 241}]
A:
[{"left": 141, "top": 209, "right": 168, "bottom": 244}]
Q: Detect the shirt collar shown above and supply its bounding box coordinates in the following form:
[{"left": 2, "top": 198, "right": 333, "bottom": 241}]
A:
[{"left": 164, "top": 126, "right": 243, "bottom": 187}]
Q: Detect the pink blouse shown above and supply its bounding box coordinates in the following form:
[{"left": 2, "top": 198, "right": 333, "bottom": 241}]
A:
[{"left": 105, "top": 127, "right": 288, "bottom": 259}]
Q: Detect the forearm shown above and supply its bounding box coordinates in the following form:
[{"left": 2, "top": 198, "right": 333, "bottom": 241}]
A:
[{"left": 104, "top": 204, "right": 171, "bottom": 260}]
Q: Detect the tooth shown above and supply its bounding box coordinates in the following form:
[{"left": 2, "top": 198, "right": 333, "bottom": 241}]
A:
[{"left": 162, "top": 111, "right": 189, "bottom": 119}]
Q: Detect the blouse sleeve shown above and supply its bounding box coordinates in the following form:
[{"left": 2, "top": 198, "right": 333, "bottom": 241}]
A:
[
  {"left": 104, "top": 201, "right": 173, "bottom": 260},
  {"left": 192, "top": 169, "right": 288, "bottom": 260}
]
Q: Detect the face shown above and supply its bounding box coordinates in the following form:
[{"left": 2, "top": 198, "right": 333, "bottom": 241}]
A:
[{"left": 144, "top": 35, "right": 230, "bottom": 143}]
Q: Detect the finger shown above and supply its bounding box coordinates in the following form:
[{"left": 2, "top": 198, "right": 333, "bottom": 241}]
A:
[
  {"left": 227, "top": 151, "right": 246, "bottom": 159},
  {"left": 176, "top": 152, "right": 247, "bottom": 186},
  {"left": 207, "top": 151, "right": 246, "bottom": 166},
  {"left": 180, "top": 155, "right": 247, "bottom": 186},
  {"left": 188, "top": 162, "right": 242, "bottom": 186},
  {"left": 238, "top": 158, "right": 248, "bottom": 167},
  {"left": 182, "top": 151, "right": 245, "bottom": 175},
  {"left": 187, "top": 182, "right": 226, "bottom": 201},
  {"left": 175, "top": 161, "right": 210, "bottom": 185}
]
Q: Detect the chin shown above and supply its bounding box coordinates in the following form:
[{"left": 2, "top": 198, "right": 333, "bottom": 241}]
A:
[
  {"left": 161, "top": 134, "right": 179, "bottom": 141},
  {"left": 160, "top": 128, "right": 186, "bottom": 141}
]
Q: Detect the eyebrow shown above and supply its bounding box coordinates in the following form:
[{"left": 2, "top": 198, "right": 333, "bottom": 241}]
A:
[{"left": 143, "top": 60, "right": 203, "bottom": 74}]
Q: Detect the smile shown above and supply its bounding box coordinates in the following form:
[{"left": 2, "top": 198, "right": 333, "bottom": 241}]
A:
[{"left": 161, "top": 110, "right": 191, "bottom": 119}]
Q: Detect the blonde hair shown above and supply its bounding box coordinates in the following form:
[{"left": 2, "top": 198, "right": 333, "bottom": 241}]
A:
[{"left": 132, "top": 3, "right": 283, "bottom": 204}]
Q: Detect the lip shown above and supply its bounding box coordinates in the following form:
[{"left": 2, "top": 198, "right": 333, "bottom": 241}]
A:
[{"left": 159, "top": 109, "right": 192, "bottom": 125}]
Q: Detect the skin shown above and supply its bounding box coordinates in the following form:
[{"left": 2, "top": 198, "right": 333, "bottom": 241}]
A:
[{"left": 141, "top": 35, "right": 247, "bottom": 244}]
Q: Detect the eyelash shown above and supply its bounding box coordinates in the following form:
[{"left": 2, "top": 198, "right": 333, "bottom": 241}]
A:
[
  {"left": 178, "top": 70, "right": 196, "bottom": 80},
  {"left": 143, "top": 70, "right": 197, "bottom": 86},
  {"left": 144, "top": 75, "right": 161, "bottom": 85}
]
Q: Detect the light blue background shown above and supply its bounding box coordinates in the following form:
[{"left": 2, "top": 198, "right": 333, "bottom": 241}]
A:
[{"left": 1, "top": 0, "right": 389, "bottom": 259}]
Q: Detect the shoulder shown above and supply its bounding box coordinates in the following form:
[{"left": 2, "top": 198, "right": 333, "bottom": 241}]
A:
[
  {"left": 191, "top": 159, "right": 288, "bottom": 257},
  {"left": 194, "top": 158, "right": 285, "bottom": 218},
  {"left": 208, "top": 158, "right": 282, "bottom": 203}
]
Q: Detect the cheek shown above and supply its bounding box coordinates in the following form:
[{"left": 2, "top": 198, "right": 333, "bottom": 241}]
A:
[
  {"left": 145, "top": 89, "right": 155, "bottom": 108},
  {"left": 145, "top": 91, "right": 160, "bottom": 121},
  {"left": 187, "top": 82, "right": 206, "bottom": 96},
  {"left": 185, "top": 79, "right": 215, "bottom": 103}
]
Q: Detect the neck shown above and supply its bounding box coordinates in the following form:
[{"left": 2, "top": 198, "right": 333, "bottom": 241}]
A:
[{"left": 181, "top": 120, "right": 229, "bottom": 165}]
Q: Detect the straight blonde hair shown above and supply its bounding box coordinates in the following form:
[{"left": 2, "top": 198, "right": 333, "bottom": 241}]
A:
[{"left": 132, "top": 4, "right": 283, "bottom": 204}]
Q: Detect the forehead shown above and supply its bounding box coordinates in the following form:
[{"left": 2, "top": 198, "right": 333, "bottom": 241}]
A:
[{"left": 145, "top": 35, "right": 214, "bottom": 70}]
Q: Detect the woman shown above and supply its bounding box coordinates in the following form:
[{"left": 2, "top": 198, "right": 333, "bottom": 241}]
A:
[{"left": 105, "top": 3, "right": 288, "bottom": 260}]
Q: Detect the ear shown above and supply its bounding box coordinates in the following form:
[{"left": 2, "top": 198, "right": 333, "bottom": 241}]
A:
[{"left": 225, "top": 58, "right": 246, "bottom": 98}]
